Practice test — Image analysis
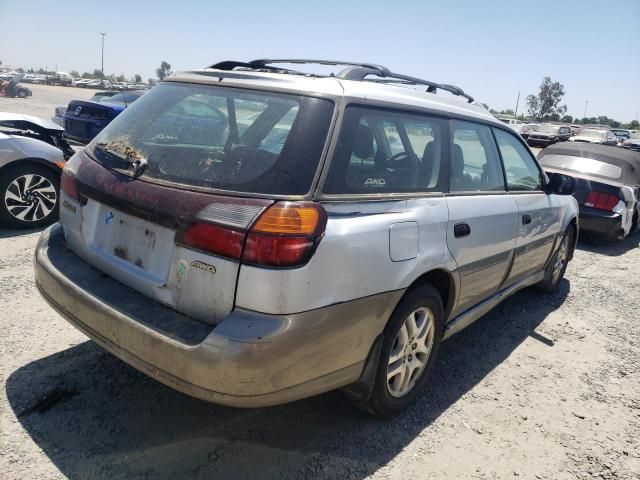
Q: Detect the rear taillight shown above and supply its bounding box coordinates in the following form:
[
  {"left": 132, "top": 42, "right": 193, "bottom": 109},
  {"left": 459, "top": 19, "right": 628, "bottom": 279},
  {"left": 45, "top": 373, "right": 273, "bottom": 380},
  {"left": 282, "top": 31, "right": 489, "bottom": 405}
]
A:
[
  {"left": 176, "top": 202, "right": 326, "bottom": 267},
  {"left": 243, "top": 202, "right": 326, "bottom": 267},
  {"left": 60, "top": 169, "right": 79, "bottom": 201},
  {"left": 584, "top": 191, "right": 620, "bottom": 211},
  {"left": 176, "top": 222, "right": 245, "bottom": 260}
]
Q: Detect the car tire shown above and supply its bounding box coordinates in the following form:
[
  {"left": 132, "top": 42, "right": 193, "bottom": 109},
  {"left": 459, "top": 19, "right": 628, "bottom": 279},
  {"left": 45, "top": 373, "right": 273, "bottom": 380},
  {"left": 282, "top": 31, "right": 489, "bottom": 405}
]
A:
[
  {"left": 17, "top": 89, "right": 27, "bottom": 99},
  {"left": 536, "top": 225, "right": 574, "bottom": 293},
  {"left": 355, "top": 284, "right": 444, "bottom": 417},
  {"left": 0, "top": 163, "right": 60, "bottom": 229}
]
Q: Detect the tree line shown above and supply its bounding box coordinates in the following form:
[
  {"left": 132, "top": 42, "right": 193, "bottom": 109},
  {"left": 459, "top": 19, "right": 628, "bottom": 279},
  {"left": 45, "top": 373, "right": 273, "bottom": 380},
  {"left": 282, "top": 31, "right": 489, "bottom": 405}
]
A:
[
  {"left": 4, "top": 60, "right": 174, "bottom": 87},
  {"left": 490, "top": 76, "right": 638, "bottom": 129}
]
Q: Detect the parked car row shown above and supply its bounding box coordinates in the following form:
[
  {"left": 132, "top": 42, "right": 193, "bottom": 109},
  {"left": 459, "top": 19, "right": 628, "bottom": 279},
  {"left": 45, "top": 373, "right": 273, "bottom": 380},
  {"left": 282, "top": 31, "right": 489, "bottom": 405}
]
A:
[
  {"left": 497, "top": 117, "right": 634, "bottom": 149},
  {"left": 72, "top": 78, "right": 147, "bottom": 91}
]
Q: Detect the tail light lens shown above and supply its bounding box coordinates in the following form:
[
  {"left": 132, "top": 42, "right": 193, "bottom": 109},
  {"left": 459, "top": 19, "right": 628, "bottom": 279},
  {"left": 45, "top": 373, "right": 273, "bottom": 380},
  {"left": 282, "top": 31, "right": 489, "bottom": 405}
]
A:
[
  {"left": 584, "top": 191, "right": 620, "bottom": 211},
  {"left": 60, "top": 169, "right": 79, "bottom": 201},
  {"left": 176, "top": 222, "right": 245, "bottom": 259},
  {"left": 243, "top": 202, "right": 326, "bottom": 267},
  {"left": 176, "top": 202, "right": 326, "bottom": 268}
]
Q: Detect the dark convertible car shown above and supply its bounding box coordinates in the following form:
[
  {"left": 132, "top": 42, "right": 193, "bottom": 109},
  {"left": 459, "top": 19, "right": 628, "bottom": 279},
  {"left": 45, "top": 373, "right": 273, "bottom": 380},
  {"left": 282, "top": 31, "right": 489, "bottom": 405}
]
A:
[{"left": 539, "top": 143, "right": 639, "bottom": 241}]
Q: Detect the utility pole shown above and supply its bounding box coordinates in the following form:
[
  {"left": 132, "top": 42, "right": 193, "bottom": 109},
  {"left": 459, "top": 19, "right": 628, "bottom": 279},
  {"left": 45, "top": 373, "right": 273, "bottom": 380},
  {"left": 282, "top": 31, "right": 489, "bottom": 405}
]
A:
[
  {"left": 514, "top": 91, "right": 520, "bottom": 118},
  {"left": 99, "top": 32, "right": 107, "bottom": 78},
  {"left": 583, "top": 100, "right": 588, "bottom": 119}
]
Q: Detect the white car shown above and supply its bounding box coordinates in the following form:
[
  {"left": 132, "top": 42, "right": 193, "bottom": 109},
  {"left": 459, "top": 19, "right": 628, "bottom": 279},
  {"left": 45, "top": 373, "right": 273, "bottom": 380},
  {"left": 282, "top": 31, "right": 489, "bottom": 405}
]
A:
[
  {"left": 569, "top": 129, "right": 619, "bottom": 146},
  {"left": 0, "top": 113, "right": 73, "bottom": 227}
]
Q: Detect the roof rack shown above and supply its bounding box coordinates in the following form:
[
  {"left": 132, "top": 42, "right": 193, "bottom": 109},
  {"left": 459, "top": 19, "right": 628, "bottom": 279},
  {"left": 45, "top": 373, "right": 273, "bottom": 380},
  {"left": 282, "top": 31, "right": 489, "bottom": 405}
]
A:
[{"left": 208, "top": 59, "right": 474, "bottom": 103}]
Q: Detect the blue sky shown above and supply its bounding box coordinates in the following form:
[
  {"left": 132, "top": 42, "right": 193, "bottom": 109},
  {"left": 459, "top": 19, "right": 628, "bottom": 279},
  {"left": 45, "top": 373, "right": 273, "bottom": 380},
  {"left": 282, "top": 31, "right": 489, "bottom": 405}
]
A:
[{"left": 1, "top": 0, "right": 638, "bottom": 121}]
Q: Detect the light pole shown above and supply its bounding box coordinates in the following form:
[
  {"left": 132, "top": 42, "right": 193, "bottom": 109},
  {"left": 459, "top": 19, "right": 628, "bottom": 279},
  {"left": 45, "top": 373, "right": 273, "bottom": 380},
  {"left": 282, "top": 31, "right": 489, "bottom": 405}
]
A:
[
  {"left": 583, "top": 100, "right": 588, "bottom": 119},
  {"left": 99, "top": 32, "right": 107, "bottom": 78}
]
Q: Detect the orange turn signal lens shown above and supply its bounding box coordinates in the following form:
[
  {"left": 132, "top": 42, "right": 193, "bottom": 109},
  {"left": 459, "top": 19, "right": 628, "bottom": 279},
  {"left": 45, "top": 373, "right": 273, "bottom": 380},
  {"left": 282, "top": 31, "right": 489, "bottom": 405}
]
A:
[{"left": 252, "top": 202, "right": 321, "bottom": 235}]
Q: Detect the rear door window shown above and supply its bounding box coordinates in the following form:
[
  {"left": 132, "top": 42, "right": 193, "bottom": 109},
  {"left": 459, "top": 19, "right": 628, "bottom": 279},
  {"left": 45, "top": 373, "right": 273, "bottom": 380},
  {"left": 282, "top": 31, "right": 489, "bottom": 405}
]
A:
[
  {"left": 493, "top": 128, "right": 542, "bottom": 191},
  {"left": 88, "top": 82, "right": 334, "bottom": 195},
  {"left": 450, "top": 120, "right": 505, "bottom": 192},
  {"left": 324, "top": 106, "right": 447, "bottom": 194}
]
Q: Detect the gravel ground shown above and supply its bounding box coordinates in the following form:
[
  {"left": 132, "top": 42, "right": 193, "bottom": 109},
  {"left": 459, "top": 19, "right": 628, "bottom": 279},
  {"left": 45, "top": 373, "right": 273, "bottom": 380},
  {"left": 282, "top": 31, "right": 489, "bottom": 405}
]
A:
[{"left": 1, "top": 86, "right": 638, "bottom": 480}]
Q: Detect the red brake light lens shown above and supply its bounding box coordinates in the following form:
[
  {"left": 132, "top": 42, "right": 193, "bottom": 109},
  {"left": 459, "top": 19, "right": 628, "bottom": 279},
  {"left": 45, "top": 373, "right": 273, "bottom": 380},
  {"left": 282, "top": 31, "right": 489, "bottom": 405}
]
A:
[
  {"left": 176, "top": 222, "right": 245, "bottom": 260},
  {"left": 243, "top": 233, "right": 315, "bottom": 267},
  {"left": 584, "top": 191, "right": 620, "bottom": 211},
  {"left": 60, "top": 169, "right": 79, "bottom": 200}
]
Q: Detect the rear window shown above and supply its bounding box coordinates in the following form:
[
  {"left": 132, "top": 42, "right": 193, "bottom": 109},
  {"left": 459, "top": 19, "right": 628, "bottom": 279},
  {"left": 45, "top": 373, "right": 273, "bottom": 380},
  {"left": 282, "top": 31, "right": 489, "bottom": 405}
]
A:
[
  {"left": 87, "top": 82, "right": 334, "bottom": 195},
  {"left": 539, "top": 154, "right": 622, "bottom": 179}
]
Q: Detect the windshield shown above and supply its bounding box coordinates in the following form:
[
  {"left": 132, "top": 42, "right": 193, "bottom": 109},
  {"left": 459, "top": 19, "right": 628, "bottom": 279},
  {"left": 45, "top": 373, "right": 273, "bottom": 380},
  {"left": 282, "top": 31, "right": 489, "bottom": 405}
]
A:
[
  {"left": 611, "top": 130, "right": 629, "bottom": 138},
  {"left": 87, "top": 82, "right": 334, "bottom": 195},
  {"left": 535, "top": 125, "right": 561, "bottom": 133},
  {"left": 579, "top": 129, "right": 605, "bottom": 138}
]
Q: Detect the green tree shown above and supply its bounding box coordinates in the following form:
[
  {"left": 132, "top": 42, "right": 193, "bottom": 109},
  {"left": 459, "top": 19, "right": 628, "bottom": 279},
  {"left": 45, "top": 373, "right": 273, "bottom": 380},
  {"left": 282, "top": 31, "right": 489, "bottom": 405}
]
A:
[
  {"left": 148, "top": 78, "right": 157, "bottom": 86},
  {"left": 526, "top": 77, "right": 567, "bottom": 121},
  {"left": 82, "top": 72, "right": 93, "bottom": 78},
  {"left": 69, "top": 70, "right": 80, "bottom": 78},
  {"left": 156, "top": 61, "right": 172, "bottom": 81},
  {"left": 93, "top": 69, "right": 105, "bottom": 79},
  {"left": 133, "top": 74, "right": 142, "bottom": 83},
  {"left": 115, "top": 74, "right": 126, "bottom": 82},
  {"left": 627, "top": 120, "right": 639, "bottom": 129},
  {"left": 561, "top": 115, "right": 573, "bottom": 123}
]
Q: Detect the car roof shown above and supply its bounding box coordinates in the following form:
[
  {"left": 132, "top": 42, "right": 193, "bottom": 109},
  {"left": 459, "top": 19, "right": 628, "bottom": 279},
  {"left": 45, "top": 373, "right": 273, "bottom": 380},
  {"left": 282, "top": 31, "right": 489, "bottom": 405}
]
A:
[
  {"left": 539, "top": 142, "right": 640, "bottom": 184},
  {"left": 168, "top": 67, "right": 501, "bottom": 127},
  {"left": 0, "top": 112, "right": 63, "bottom": 131}
]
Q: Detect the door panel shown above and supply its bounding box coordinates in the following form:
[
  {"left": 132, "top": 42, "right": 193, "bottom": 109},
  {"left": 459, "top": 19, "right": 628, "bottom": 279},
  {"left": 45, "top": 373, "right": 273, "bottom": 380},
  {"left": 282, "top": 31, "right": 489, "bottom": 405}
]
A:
[
  {"left": 506, "top": 193, "right": 561, "bottom": 285},
  {"left": 446, "top": 195, "right": 518, "bottom": 316}
]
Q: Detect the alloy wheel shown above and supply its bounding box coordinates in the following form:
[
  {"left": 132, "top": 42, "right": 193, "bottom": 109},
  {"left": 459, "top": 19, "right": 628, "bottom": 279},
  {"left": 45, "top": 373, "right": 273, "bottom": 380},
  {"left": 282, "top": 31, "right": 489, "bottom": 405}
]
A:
[
  {"left": 387, "top": 306, "right": 435, "bottom": 397},
  {"left": 552, "top": 235, "right": 569, "bottom": 283},
  {"left": 4, "top": 174, "right": 57, "bottom": 223}
]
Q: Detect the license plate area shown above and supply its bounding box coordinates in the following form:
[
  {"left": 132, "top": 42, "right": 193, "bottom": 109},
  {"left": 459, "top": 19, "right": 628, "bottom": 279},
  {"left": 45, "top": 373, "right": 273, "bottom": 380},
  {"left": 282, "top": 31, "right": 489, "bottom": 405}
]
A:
[{"left": 84, "top": 201, "right": 175, "bottom": 285}]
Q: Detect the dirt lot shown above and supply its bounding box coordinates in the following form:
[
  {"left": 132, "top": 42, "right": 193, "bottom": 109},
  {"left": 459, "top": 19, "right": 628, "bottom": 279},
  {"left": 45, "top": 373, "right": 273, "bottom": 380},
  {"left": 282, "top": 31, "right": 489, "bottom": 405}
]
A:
[
  {"left": 1, "top": 86, "right": 639, "bottom": 480},
  {"left": 0, "top": 83, "right": 104, "bottom": 121}
]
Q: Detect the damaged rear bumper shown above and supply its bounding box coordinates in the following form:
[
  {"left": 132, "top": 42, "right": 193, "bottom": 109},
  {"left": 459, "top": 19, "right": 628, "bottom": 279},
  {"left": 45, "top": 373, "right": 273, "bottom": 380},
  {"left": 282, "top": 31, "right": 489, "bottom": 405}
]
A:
[{"left": 34, "top": 224, "right": 401, "bottom": 407}]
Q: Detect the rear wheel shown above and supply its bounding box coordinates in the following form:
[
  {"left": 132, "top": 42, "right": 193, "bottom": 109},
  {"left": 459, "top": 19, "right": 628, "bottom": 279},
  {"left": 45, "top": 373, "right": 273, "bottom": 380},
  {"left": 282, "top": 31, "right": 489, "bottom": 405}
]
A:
[
  {"left": 537, "top": 225, "right": 574, "bottom": 293},
  {"left": 17, "top": 89, "right": 27, "bottom": 98},
  {"left": 356, "top": 284, "right": 444, "bottom": 417},
  {"left": 0, "top": 164, "right": 60, "bottom": 228}
]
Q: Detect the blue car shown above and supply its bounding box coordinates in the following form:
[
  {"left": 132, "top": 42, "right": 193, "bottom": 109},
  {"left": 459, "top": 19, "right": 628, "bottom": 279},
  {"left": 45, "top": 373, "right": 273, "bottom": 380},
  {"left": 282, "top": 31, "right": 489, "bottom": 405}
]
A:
[{"left": 63, "top": 91, "right": 145, "bottom": 144}]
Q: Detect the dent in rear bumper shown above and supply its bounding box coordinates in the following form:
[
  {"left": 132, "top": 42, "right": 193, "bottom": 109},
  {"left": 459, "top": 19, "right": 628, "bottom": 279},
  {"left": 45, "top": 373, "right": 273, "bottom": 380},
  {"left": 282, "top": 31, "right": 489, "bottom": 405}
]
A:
[{"left": 35, "top": 224, "right": 402, "bottom": 407}]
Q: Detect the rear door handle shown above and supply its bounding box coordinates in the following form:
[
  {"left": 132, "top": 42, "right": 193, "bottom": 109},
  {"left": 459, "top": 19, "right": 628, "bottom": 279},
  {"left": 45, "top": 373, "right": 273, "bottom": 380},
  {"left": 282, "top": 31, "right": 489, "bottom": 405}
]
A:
[
  {"left": 522, "top": 214, "right": 532, "bottom": 225},
  {"left": 454, "top": 223, "right": 471, "bottom": 238}
]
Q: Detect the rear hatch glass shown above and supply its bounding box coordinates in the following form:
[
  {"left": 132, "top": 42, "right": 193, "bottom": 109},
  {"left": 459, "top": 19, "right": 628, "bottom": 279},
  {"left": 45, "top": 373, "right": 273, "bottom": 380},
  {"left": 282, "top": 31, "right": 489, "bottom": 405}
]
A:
[{"left": 86, "top": 82, "right": 334, "bottom": 195}]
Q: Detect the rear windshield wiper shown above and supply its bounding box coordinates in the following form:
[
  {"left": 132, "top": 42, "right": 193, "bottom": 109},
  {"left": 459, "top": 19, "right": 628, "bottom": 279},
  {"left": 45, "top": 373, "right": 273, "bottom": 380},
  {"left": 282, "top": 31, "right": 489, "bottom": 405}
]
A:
[{"left": 94, "top": 142, "right": 148, "bottom": 179}]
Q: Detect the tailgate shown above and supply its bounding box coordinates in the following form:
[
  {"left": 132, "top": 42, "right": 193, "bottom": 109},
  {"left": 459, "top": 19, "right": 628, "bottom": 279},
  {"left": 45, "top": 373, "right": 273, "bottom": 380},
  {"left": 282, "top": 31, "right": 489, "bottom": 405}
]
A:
[{"left": 60, "top": 151, "right": 272, "bottom": 325}]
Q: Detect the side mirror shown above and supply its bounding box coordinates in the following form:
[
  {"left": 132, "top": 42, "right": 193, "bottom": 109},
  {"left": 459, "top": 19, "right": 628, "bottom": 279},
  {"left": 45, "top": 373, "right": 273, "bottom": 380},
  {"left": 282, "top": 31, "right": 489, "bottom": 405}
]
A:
[{"left": 545, "top": 172, "right": 577, "bottom": 195}]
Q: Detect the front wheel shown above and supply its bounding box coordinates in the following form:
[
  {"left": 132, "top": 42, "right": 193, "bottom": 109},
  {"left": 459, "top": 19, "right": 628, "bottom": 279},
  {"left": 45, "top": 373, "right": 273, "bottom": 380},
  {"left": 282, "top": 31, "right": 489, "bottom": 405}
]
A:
[
  {"left": 356, "top": 284, "right": 444, "bottom": 417},
  {"left": 537, "top": 226, "right": 574, "bottom": 293},
  {"left": 16, "top": 89, "right": 27, "bottom": 98},
  {"left": 0, "top": 164, "right": 60, "bottom": 228}
]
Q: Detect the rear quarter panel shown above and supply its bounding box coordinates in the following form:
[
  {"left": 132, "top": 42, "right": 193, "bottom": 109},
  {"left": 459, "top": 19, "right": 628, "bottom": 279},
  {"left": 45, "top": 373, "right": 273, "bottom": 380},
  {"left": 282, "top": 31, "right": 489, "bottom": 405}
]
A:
[{"left": 235, "top": 197, "right": 455, "bottom": 317}]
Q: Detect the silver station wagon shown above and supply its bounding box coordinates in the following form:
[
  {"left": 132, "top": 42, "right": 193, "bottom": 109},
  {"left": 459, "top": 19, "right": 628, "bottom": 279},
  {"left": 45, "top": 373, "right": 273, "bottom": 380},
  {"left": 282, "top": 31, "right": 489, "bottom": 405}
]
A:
[{"left": 35, "top": 59, "right": 579, "bottom": 416}]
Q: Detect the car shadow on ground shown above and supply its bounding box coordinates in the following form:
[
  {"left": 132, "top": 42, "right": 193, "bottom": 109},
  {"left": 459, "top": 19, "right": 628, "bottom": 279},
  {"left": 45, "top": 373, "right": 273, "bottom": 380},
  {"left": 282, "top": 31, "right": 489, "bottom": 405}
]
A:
[
  {"left": 0, "top": 226, "right": 46, "bottom": 239},
  {"left": 576, "top": 229, "right": 640, "bottom": 257},
  {"left": 6, "top": 281, "right": 569, "bottom": 480}
]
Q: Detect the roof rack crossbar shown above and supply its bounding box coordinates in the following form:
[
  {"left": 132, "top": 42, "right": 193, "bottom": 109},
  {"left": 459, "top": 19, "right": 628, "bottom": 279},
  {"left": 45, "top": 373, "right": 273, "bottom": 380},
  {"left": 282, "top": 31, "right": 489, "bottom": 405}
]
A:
[
  {"left": 208, "top": 59, "right": 474, "bottom": 103},
  {"left": 249, "top": 58, "right": 392, "bottom": 77}
]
